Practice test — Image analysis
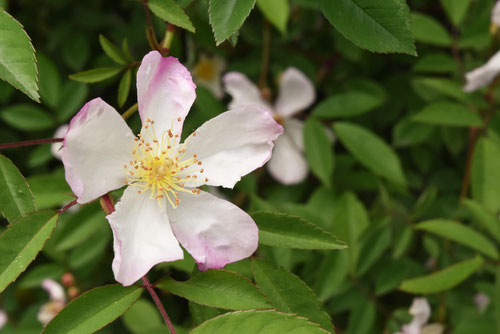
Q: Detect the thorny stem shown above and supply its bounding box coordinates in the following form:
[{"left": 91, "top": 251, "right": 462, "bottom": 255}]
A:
[
  {"left": 0, "top": 137, "right": 63, "bottom": 150},
  {"left": 122, "top": 103, "right": 138, "bottom": 120},
  {"left": 258, "top": 20, "right": 271, "bottom": 92},
  {"left": 161, "top": 23, "right": 176, "bottom": 53},
  {"left": 142, "top": 276, "right": 177, "bottom": 334},
  {"left": 98, "top": 193, "right": 176, "bottom": 333}
]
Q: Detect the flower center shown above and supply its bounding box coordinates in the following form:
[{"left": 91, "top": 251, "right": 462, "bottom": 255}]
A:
[
  {"left": 123, "top": 118, "right": 206, "bottom": 208},
  {"left": 194, "top": 58, "right": 216, "bottom": 80}
]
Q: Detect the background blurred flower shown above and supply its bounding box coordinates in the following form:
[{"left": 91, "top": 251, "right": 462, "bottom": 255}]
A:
[
  {"left": 224, "top": 68, "right": 315, "bottom": 184},
  {"left": 192, "top": 54, "right": 225, "bottom": 99},
  {"left": 0, "top": 309, "right": 7, "bottom": 330},
  {"left": 395, "top": 298, "right": 444, "bottom": 334},
  {"left": 38, "top": 279, "right": 66, "bottom": 325}
]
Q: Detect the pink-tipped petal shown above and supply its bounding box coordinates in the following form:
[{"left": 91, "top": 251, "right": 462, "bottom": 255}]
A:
[
  {"left": 275, "top": 67, "right": 315, "bottom": 117},
  {"left": 61, "top": 98, "right": 135, "bottom": 204},
  {"left": 107, "top": 187, "right": 184, "bottom": 286},
  {"left": 137, "top": 51, "right": 196, "bottom": 139},
  {"left": 223, "top": 72, "right": 272, "bottom": 110},
  {"left": 464, "top": 51, "right": 500, "bottom": 92},
  {"left": 167, "top": 190, "right": 258, "bottom": 270},
  {"left": 181, "top": 105, "right": 283, "bottom": 189}
]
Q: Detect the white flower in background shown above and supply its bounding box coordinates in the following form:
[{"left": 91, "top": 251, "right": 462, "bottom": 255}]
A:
[
  {"left": 60, "top": 51, "right": 283, "bottom": 286},
  {"left": 474, "top": 292, "right": 490, "bottom": 313},
  {"left": 192, "top": 54, "right": 225, "bottom": 99},
  {"left": 0, "top": 309, "right": 7, "bottom": 330},
  {"left": 395, "top": 298, "right": 444, "bottom": 334},
  {"left": 37, "top": 279, "right": 66, "bottom": 325},
  {"left": 463, "top": 51, "right": 500, "bottom": 92},
  {"left": 51, "top": 125, "right": 69, "bottom": 160},
  {"left": 223, "top": 68, "right": 315, "bottom": 185}
]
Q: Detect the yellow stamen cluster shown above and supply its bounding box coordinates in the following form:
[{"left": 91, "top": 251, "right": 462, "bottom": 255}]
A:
[
  {"left": 193, "top": 58, "right": 216, "bottom": 81},
  {"left": 123, "top": 118, "right": 206, "bottom": 208}
]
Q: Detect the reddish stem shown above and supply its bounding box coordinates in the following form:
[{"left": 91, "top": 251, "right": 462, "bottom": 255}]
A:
[
  {"left": 142, "top": 276, "right": 177, "bottom": 334},
  {"left": 58, "top": 199, "right": 78, "bottom": 214},
  {"left": 0, "top": 138, "right": 63, "bottom": 150},
  {"left": 98, "top": 193, "right": 176, "bottom": 333}
]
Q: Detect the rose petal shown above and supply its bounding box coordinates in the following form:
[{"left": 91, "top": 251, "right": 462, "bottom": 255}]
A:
[
  {"left": 167, "top": 190, "right": 258, "bottom": 270},
  {"left": 51, "top": 124, "right": 68, "bottom": 161},
  {"left": 61, "top": 98, "right": 135, "bottom": 204},
  {"left": 137, "top": 51, "right": 196, "bottom": 139},
  {"left": 409, "top": 298, "right": 431, "bottom": 327},
  {"left": 464, "top": 50, "right": 500, "bottom": 92},
  {"left": 223, "top": 72, "right": 272, "bottom": 110},
  {"left": 181, "top": 105, "right": 283, "bottom": 188},
  {"left": 107, "top": 187, "right": 184, "bottom": 286},
  {"left": 275, "top": 67, "right": 315, "bottom": 117},
  {"left": 267, "top": 124, "right": 308, "bottom": 185}
]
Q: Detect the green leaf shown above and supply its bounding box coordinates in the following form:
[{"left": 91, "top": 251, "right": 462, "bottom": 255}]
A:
[
  {"left": 252, "top": 259, "right": 334, "bottom": 333},
  {"left": 347, "top": 296, "right": 376, "bottom": 334},
  {"left": 0, "top": 104, "right": 54, "bottom": 131},
  {"left": 319, "top": 0, "right": 416, "bottom": 55},
  {"left": 415, "top": 219, "right": 499, "bottom": 260},
  {"left": 190, "top": 310, "right": 330, "bottom": 334},
  {"left": 53, "top": 203, "right": 105, "bottom": 251},
  {"left": 69, "top": 67, "right": 122, "bottom": 83},
  {"left": 313, "top": 90, "right": 385, "bottom": 119},
  {"left": 412, "top": 77, "right": 474, "bottom": 104},
  {"left": 304, "top": 118, "right": 334, "bottom": 186},
  {"left": 0, "top": 154, "right": 35, "bottom": 223},
  {"left": 256, "top": 0, "right": 289, "bottom": 34},
  {"left": 411, "top": 12, "right": 452, "bottom": 46},
  {"left": 0, "top": 9, "right": 39, "bottom": 101},
  {"left": 399, "top": 255, "right": 484, "bottom": 294},
  {"left": 0, "top": 210, "right": 58, "bottom": 293},
  {"left": 99, "top": 35, "right": 128, "bottom": 65},
  {"left": 463, "top": 199, "right": 500, "bottom": 243},
  {"left": 250, "top": 211, "right": 346, "bottom": 250},
  {"left": 209, "top": 0, "right": 256, "bottom": 45},
  {"left": 38, "top": 54, "right": 61, "bottom": 109},
  {"left": 331, "top": 192, "right": 370, "bottom": 273},
  {"left": 412, "top": 101, "right": 482, "bottom": 127},
  {"left": 122, "top": 299, "right": 163, "bottom": 334},
  {"left": 393, "top": 118, "right": 435, "bottom": 147},
  {"left": 56, "top": 81, "right": 88, "bottom": 122},
  {"left": 157, "top": 269, "right": 271, "bottom": 310},
  {"left": 333, "top": 122, "right": 406, "bottom": 186},
  {"left": 471, "top": 137, "right": 500, "bottom": 213},
  {"left": 413, "top": 53, "right": 456, "bottom": 73},
  {"left": 440, "top": 0, "right": 470, "bottom": 26},
  {"left": 42, "top": 284, "right": 143, "bottom": 334},
  {"left": 28, "top": 169, "right": 72, "bottom": 209},
  {"left": 148, "top": 0, "right": 195, "bottom": 33},
  {"left": 495, "top": 268, "right": 500, "bottom": 334},
  {"left": 18, "top": 263, "right": 65, "bottom": 289},
  {"left": 117, "top": 69, "right": 131, "bottom": 108}
]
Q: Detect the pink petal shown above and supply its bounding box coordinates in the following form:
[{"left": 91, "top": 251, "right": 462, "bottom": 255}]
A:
[
  {"left": 223, "top": 72, "right": 272, "bottom": 110},
  {"left": 275, "top": 67, "right": 315, "bottom": 117},
  {"left": 167, "top": 190, "right": 258, "bottom": 270},
  {"left": 61, "top": 98, "right": 135, "bottom": 204},
  {"left": 137, "top": 51, "right": 196, "bottom": 138},
  {"left": 267, "top": 124, "right": 308, "bottom": 185},
  {"left": 181, "top": 105, "right": 283, "bottom": 189},
  {"left": 464, "top": 51, "right": 500, "bottom": 92},
  {"left": 493, "top": 1, "right": 500, "bottom": 26},
  {"left": 107, "top": 186, "right": 184, "bottom": 286}
]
